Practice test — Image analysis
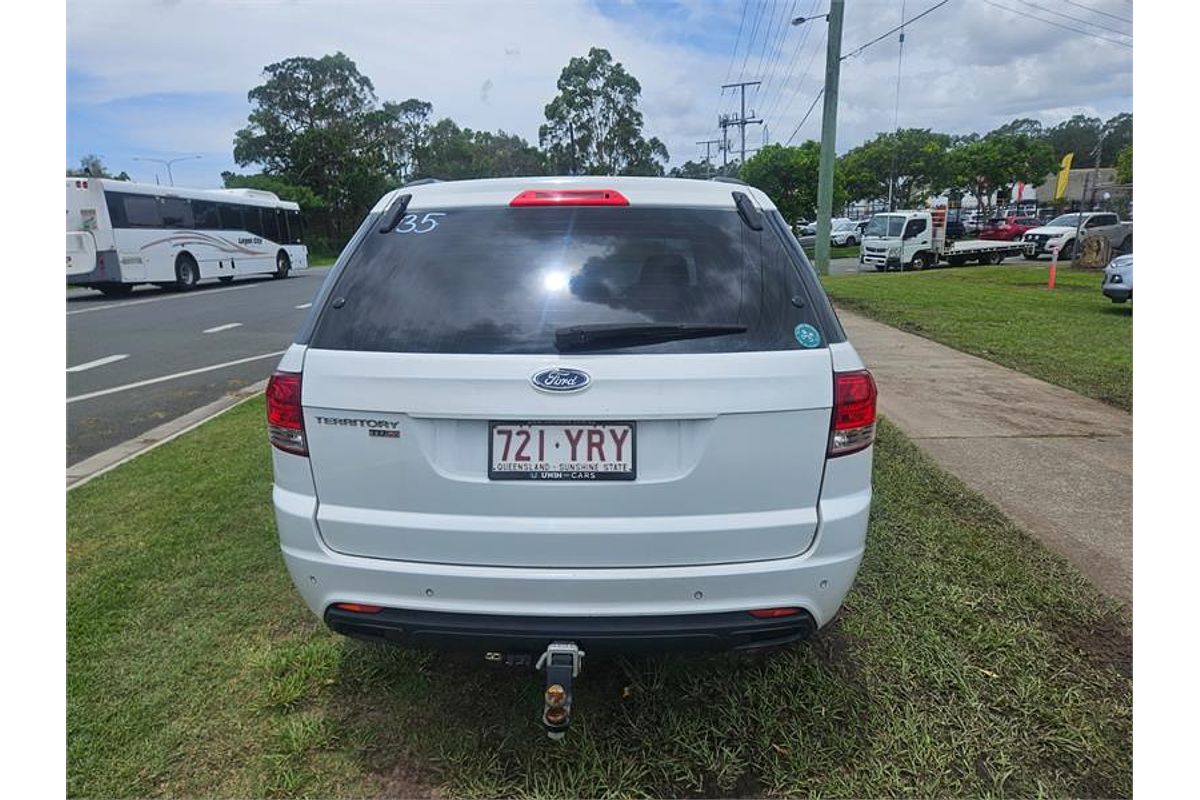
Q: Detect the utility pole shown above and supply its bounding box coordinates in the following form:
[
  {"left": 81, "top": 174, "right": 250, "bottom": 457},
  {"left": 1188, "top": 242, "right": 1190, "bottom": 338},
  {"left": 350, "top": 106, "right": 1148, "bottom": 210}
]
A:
[
  {"left": 696, "top": 139, "right": 722, "bottom": 177},
  {"left": 812, "top": 0, "right": 845, "bottom": 275},
  {"left": 720, "top": 80, "right": 763, "bottom": 166}
]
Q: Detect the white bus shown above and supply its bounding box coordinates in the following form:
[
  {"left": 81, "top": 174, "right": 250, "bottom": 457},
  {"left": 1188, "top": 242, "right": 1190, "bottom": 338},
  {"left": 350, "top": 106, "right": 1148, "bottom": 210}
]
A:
[{"left": 66, "top": 178, "right": 308, "bottom": 296}]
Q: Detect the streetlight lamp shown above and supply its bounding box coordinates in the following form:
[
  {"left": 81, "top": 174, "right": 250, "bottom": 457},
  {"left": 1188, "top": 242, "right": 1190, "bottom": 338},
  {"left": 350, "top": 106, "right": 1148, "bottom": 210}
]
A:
[
  {"left": 792, "top": 1, "right": 844, "bottom": 276},
  {"left": 132, "top": 154, "right": 201, "bottom": 187}
]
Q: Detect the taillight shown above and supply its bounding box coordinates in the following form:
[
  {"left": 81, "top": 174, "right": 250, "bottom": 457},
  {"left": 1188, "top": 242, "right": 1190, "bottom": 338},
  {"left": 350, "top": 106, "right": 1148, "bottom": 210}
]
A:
[
  {"left": 749, "top": 607, "right": 800, "bottom": 619},
  {"left": 266, "top": 371, "right": 307, "bottom": 456},
  {"left": 333, "top": 603, "right": 383, "bottom": 614},
  {"left": 509, "top": 189, "right": 629, "bottom": 207},
  {"left": 828, "top": 370, "right": 877, "bottom": 457}
]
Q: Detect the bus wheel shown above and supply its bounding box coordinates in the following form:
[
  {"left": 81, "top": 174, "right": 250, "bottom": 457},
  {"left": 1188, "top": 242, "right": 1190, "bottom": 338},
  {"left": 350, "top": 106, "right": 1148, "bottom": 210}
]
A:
[
  {"left": 98, "top": 283, "right": 133, "bottom": 297},
  {"left": 274, "top": 252, "right": 291, "bottom": 279},
  {"left": 174, "top": 254, "right": 199, "bottom": 291}
]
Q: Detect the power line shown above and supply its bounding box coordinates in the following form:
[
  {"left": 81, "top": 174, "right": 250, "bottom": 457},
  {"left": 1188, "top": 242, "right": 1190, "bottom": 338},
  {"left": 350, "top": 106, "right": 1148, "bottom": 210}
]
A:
[
  {"left": 760, "top": 0, "right": 820, "bottom": 124},
  {"left": 771, "top": 30, "right": 824, "bottom": 135},
  {"left": 717, "top": 2, "right": 751, "bottom": 124},
  {"left": 754, "top": 0, "right": 801, "bottom": 112},
  {"left": 737, "top": 0, "right": 770, "bottom": 87},
  {"left": 981, "top": 0, "right": 1133, "bottom": 47},
  {"left": 842, "top": 0, "right": 953, "bottom": 61},
  {"left": 1016, "top": 0, "right": 1132, "bottom": 37},
  {"left": 785, "top": 88, "right": 824, "bottom": 146},
  {"left": 752, "top": 0, "right": 783, "bottom": 87},
  {"left": 1061, "top": 0, "right": 1132, "bottom": 25},
  {"left": 757, "top": 0, "right": 811, "bottom": 123}
]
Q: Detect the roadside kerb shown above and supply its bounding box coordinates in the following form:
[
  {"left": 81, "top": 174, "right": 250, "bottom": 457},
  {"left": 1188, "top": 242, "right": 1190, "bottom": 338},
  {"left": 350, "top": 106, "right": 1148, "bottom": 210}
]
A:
[
  {"left": 66, "top": 379, "right": 268, "bottom": 490},
  {"left": 837, "top": 307, "right": 1132, "bottom": 603}
]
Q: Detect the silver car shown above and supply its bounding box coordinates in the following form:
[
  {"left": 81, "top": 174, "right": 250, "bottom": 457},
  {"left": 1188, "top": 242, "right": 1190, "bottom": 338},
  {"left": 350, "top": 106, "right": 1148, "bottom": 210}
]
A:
[{"left": 1102, "top": 254, "right": 1132, "bottom": 303}]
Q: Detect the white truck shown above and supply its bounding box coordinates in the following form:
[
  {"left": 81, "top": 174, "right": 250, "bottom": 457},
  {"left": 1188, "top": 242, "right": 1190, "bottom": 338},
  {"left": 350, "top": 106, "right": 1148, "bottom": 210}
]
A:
[{"left": 860, "top": 209, "right": 1025, "bottom": 271}]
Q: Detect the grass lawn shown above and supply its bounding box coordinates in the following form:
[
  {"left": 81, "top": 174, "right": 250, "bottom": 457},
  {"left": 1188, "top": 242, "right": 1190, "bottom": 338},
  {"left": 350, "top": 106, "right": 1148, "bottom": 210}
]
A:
[
  {"left": 309, "top": 256, "right": 337, "bottom": 268},
  {"left": 821, "top": 265, "right": 1132, "bottom": 411},
  {"left": 68, "top": 399, "right": 1131, "bottom": 798}
]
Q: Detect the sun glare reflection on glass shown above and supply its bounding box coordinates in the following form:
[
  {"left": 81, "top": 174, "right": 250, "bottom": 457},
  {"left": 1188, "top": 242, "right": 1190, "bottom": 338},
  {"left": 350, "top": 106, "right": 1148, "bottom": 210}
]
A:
[{"left": 542, "top": 270, "right": 570, "bottom": 292}]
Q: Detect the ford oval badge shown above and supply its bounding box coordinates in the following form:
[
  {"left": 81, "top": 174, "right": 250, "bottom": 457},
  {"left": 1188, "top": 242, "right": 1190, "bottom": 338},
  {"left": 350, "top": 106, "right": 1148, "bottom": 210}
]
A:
[{"left": 531, "top": 367, "right": 591, "bottom": 393}]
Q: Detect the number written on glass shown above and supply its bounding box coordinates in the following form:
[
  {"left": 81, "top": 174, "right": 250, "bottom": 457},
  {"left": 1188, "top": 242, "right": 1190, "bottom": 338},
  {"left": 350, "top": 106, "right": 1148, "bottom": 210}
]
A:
[{"left": 393, "top": 212, "right": 446, "bottom": 234}]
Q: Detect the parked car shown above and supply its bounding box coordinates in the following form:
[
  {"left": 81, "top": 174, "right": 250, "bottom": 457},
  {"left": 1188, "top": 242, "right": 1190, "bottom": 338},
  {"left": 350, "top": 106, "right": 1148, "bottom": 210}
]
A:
[
  {"left": 831, "top": 218, "right": 861, "bottom": 246},
  {"left": 1022, "top": 212, "right": 1133, "bottom": 259},
  {"left": 1102, "top": 253, "right": 1132, "bottom": 303},
  {"left": 267, "top": 176, "right": 877, "bottom": 736},
  {"left": 979, "top": 215, "right": 1042, "bottom": 241}
]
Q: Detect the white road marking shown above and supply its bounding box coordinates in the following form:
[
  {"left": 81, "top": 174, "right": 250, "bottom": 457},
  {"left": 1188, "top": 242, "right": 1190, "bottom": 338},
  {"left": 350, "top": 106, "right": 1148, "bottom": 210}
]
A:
[
  {"left": 295, "top": 302, "right": 312, "bottom": 309},
  {"left": 66, "top": 281, "right": 263, "bottom": 316},
  {"left": 203, "top": 322, "right": 243, "bottom": 334},
  {"left": 67, "top": 350, "right": 287, "bottom": 404},
  {"left": 66, "top": 354, "right": 129, "bottom": 373}
]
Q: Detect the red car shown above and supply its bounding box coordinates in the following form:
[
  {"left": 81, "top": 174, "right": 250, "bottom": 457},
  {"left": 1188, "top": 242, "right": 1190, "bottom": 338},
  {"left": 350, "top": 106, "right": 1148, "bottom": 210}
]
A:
[{"left": 979, "top": 215, "right": 1041, "bottom": 241}]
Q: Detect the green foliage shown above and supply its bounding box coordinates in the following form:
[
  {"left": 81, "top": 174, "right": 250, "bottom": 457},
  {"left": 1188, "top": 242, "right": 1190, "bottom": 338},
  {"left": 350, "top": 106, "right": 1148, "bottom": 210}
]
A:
[
  {"left": 838, "top": 128, "right": 951, "bottom": 209},
  {"left": 67, "top": 154, "right": 130, "bottom": 181},
  {"left": 1115, "top": 144, "right": 1132, "bottom": 185},
  {"left": 1044, "top": 113, "right": 1131, "bottom": 167},
  {"left": 233, "top": 52, "right": 398, "bottom": 238},
  {"left": 539, "top": 47, "right": 669, "bottom": 176},
  {"left": 740, "top": 142, "right": 842, "bottom": 224},
  {"left": 415, "top": 119, "right": 546, "bottom": 180},
  {"left": 945, "top": 133, "right": 1056, "bottom": 212},
  {"left": 219, "top": 172, "right": 325, "bottom": 212}
]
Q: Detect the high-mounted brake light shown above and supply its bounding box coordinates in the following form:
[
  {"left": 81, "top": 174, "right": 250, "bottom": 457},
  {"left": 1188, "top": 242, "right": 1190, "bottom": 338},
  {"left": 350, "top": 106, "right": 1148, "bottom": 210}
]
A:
[
  {"left": 828, "top": 370, "right": 877, "bottom": 457},
  {"left": 266, "top": 371, "right": 307, "bottom": 456},
  {"left": 510, "top": 189, "right": 629, "bottom": 207}
]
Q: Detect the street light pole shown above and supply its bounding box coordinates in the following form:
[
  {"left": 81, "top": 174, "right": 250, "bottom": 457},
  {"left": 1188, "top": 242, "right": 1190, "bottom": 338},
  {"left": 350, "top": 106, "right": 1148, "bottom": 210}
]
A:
[
  {"left": 132, "top": 155, "right": 201, "bottom": 186},
  {"left": 813, "top": 0, "right": 845, "bottom": 275}
]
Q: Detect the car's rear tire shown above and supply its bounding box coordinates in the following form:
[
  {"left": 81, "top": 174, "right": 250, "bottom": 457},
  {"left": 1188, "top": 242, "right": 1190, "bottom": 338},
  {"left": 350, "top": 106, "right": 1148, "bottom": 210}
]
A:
[
  {"left": 174, "top": 254, "right": 200, "bottom": 291},
  {"left": 846, "top": 235, "right": 858, "bottom": 246},
  {"left": 273, "top": 251, "right": 291, "bottom": 279}
]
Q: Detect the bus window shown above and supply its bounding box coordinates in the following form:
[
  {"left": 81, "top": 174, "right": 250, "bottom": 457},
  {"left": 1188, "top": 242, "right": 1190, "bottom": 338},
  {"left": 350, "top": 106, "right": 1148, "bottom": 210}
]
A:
[
  {"left": 193, "top": 200, "right": 220, "bottom": 229},
  {"left": 218, "top": 204, "right": 244, "bottom": 230},
  {"left": 123, "top": 194, "right": 161, "bottom": 228},
  {"left": 244, "top": 206, "right": 265, "bottom": 238},
  {"left": 287, "top": 210, "right": 304, "bottom": 243},
  {"left": 160, "top": 197, "right": 194, "bottom": 228},
  {"left": 105, "top": 192, "right": 127, "bottom": 227},
  {"left": 263, "top": 207, "right": 281, "bottom": 243}
]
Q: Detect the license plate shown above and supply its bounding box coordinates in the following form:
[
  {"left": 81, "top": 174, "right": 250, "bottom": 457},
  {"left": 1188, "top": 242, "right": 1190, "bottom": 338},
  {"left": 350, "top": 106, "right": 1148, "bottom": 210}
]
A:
[{"left": 488, "top": 422, "right": 636, "bottom": 481}]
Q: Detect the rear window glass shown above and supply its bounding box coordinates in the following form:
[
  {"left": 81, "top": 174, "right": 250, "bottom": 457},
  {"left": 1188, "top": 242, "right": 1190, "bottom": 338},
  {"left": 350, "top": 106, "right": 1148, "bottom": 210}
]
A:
[{"left": 311, "top": 206, "right": 827, "bottom": 355}]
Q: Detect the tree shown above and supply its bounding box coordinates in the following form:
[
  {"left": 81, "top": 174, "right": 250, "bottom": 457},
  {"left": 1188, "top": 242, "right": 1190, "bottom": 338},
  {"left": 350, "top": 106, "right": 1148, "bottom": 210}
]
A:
[
  {"left": 839, "top": 128, "right": 950, "bottom": 209},
  {"left": 414, "top": 119, "right": 546, "bottom": 180},
  {"left": 67, "top": 154, "right": 129, "bottom": 180},
  {"left": 945, "top": 133, "right": 1055, "bottom": 212},
  {"left": 233, "top": 52, "right": 408, "bottom": 238},
  {"left": 1115, "top": 144, "right": 1132, "bottom": 185},
  {"left": 539, "top": 47, "right": 669, "bottom": 175},
  {"left": 739, "top": 142, "right": 843, "bottom": 225}
]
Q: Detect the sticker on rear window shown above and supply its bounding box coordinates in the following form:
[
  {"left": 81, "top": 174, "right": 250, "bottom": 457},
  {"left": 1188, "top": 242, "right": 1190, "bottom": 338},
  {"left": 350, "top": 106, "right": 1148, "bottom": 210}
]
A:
[{"left": 794, "top": 323, "right": 821, "bottom": 348}]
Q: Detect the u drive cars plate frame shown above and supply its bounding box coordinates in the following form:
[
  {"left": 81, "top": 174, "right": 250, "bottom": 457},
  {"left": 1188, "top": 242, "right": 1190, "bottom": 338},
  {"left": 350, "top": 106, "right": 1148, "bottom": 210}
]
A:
[{"left": 488, "top": 420, "right": 637, "bottom": 481}]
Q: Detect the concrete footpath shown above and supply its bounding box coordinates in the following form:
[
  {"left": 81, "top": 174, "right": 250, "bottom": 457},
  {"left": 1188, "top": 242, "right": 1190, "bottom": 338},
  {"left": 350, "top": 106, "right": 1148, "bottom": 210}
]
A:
[{"left": 838, "top": 309, "right": 1132, "bottom": 603}]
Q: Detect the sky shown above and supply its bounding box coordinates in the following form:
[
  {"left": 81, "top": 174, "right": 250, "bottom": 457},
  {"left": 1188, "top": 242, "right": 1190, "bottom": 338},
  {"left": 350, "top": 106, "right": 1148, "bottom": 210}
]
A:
[{"left": 65, "top": 0, "right": 1134, "bottom": 188}]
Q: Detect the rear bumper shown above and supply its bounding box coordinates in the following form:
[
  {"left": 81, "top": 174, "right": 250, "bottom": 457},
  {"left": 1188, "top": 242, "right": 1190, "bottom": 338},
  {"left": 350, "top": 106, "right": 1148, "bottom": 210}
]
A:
[
  {"left": 325, "top": 606, "right": 817, "bottom": 653},
  {"left": 272, "top": 424, "right": 872, "bottom": 651},
  {"left": 66, "top": 249, "right": 123, "bottom": 285},
  {"left": 1103, "top": 286, "right": 1131, "bottom": 302}
]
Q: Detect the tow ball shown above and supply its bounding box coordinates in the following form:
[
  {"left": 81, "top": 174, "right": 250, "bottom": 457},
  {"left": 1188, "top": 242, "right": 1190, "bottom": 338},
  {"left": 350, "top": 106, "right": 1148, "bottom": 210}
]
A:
[{"left": 535, "top": 641, "right": 585, "bottom": 739}]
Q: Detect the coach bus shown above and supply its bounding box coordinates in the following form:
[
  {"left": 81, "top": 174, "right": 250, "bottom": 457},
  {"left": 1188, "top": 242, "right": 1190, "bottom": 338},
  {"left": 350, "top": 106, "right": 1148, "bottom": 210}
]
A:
[{"left": 66, "top": 178, "right": 308, "bottom": 296}]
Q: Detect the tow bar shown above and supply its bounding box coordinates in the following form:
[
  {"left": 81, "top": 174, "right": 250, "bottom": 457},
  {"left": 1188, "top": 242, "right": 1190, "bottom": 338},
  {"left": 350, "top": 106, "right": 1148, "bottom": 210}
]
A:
[{"left": 535, "top": 641, "right": 585, "bottom": 739}]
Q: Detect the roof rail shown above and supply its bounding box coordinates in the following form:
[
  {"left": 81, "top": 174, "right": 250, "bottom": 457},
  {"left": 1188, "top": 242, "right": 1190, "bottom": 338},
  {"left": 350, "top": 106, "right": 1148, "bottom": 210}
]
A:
[
  {"left": 401, "top": 177, "right": 442, "bottom": 188},
  {"left": 709, "top": 176, "right": 748, "bottom": 186}
]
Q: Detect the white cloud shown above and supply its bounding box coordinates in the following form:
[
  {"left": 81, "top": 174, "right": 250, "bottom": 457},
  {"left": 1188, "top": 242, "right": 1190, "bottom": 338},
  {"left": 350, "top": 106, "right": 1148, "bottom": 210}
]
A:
[{"left": 67, "top": 0, "right": 1132, "bottom": 172}]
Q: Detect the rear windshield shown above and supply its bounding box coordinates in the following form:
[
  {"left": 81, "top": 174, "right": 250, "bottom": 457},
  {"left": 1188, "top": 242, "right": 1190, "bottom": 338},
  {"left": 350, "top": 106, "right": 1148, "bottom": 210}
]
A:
[{"left": 310, "top": 205, "right": 830, "bottom": 355}]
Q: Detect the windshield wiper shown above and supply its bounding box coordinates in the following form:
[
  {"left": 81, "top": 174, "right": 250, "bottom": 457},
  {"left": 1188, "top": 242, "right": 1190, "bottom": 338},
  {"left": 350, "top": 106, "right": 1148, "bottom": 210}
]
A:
[{"left": 555, "top": 322, "right": 748, "bottom": 352}]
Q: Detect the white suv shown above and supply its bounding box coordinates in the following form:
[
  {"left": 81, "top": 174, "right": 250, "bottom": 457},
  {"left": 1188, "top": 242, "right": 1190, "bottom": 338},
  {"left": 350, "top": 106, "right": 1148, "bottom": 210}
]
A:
[{"left": 268, "top": 176, "right": 875, "bottom": 733}]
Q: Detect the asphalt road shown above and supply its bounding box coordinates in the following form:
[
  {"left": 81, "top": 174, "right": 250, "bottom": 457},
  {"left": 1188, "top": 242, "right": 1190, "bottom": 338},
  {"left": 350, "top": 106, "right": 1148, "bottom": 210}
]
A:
[{"left": 67, "top": 267, "right": 332, "bottom": 466}]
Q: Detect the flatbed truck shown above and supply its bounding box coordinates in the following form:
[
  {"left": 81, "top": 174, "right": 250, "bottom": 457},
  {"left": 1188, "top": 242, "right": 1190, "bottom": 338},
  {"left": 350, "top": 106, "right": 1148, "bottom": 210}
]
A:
[{"left": 859, "top": 209, "right": 1025, "bottom": 271}]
